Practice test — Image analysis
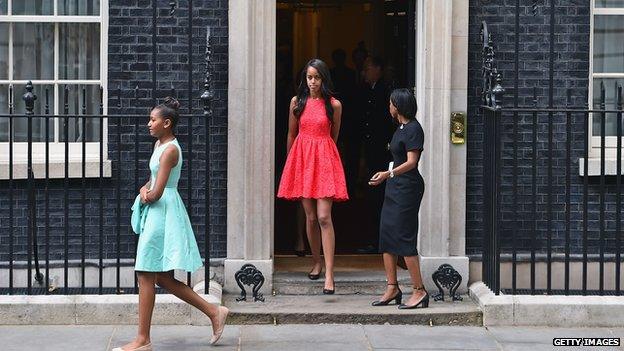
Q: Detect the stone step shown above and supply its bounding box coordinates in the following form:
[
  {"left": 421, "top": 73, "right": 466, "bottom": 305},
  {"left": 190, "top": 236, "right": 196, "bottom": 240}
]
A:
[
  {"left": 273, "top": 271, "right": 416, "bottom": 295},
  {"left": 223, "top": 294, "right": 482, "bottom": 326}
]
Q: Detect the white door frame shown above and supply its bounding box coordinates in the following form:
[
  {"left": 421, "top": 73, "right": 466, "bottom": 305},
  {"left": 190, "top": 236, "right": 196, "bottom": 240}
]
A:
[{"left": 224, "top": 0, "right": 470, "bottom": 294}]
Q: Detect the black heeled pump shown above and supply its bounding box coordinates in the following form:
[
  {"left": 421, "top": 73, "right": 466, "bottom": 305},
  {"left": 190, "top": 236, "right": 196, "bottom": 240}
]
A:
[
  {"left": 398, "top": 286, "right": 429, "bottom": 309},
  {"left": 323, "top": 279, "right": 335, "bottom": 295},
  {"left": 372, "top": 283, "right": 402, "bottom": 306},
  {"left": 308, "top": 266, "right": 323, "bottom": 280}
]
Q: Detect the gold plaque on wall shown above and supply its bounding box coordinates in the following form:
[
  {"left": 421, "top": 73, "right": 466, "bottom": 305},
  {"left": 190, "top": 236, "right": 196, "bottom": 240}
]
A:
[{"left": 451, "top": 112, "right": 466, "bottom": 144}]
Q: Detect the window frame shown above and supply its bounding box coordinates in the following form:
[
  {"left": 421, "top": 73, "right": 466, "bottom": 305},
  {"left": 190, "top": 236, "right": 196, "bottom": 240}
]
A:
[
  {"left": 0, "top": 0, "right": 109, "bottom": 177},
  {"left": 589, "top": 1, "right": 624, "bottom": 158}
]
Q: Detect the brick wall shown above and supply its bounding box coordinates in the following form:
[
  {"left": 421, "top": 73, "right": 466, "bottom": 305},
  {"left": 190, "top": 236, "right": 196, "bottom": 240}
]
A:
[
  {"left": 467, "top": 0, "right": 621, "bottom": 258},
  {"left": 0, "top": 0, "right": 228, "bottom": 264}
]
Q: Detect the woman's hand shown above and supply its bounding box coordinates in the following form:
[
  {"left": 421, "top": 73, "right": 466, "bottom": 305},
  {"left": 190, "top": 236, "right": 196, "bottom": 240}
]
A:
[
  {"left": 140, "top": 186, "right": 151, "bottom": 204},
  {"left": 368, "top": 171, "right": 389, "bottom": 186}
]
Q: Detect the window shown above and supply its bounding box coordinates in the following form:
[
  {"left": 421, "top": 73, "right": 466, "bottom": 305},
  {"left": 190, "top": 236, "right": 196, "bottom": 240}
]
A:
[
  {"left": 0, "top": 0, "right": 109, "bottom": 178},
  {"left": 590, "top": 0, "right": 624, "bottom": 152}
]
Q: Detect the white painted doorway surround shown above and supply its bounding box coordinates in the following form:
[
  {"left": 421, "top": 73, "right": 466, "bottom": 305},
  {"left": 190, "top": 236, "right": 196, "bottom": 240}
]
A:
[{"left": 224, "top": 0, "right": 470, "bottom": 295}]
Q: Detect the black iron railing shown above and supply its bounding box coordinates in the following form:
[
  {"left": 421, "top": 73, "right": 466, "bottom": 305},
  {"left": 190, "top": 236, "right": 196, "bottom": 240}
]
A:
[
  {"left": 0, "top": 1, "right": 215, "bottom": 295},
  {"left": 480, "top": 20, "right": 623, "bottom": 296},
  {"left": 0, "top": 81, "right": 213, "bottom": 295}
]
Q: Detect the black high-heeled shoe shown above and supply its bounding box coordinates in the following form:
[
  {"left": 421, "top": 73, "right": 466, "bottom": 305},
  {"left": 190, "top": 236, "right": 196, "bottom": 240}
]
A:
[
  {"left": 308, "top": 266, "right": 323, "bottom": 280},
  {"left": 322, "top": 279, "right": 335, "bottom": 295},
  {"left": 398, "top": 286, "right": 429, "bottom": 309},
  {"left": 371, "top": 283, "right": 402, "bottom": 306}
]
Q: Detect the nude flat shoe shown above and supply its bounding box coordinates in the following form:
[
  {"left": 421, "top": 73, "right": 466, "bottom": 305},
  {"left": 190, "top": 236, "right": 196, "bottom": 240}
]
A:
[
  {"left": 210, "top": 306, "right": 230, "bottom": 345},
  {"left": 112, "top": 342, "right": 152, "bottom": 351}
]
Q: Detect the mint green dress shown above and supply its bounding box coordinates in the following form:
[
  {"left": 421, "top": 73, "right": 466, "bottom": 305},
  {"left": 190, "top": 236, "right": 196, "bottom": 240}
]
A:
[{"left": 134, "top": 139, "right": 203, "bottom": 272}]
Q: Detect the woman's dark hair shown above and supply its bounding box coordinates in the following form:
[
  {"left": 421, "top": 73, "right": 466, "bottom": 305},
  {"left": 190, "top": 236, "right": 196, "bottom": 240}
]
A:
[
  {"left": 153, "top": 96, "right": 180, "bottom": 128},
  {"left": 390, "top": 88, "right": 417, "bottom": 120},
  {"left": 293, "top": 59, "right": 335, "bottom": 122}
]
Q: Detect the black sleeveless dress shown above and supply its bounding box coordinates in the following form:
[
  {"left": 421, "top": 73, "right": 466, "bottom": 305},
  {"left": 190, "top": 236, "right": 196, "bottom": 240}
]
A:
[{"left": 378, "top": 120, "right": 425, "bottom": 257}]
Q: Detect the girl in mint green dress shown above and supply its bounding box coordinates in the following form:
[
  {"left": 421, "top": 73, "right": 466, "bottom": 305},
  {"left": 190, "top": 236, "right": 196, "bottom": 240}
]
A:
[{"left": 114, "top": 97, "right": 228, "bottom": 351}]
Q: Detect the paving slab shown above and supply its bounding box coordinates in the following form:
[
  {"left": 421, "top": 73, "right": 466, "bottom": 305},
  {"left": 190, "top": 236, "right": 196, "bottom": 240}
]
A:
[
  {"left": 488, "top": 326, "right": 623, "bottom": 351},
  {"left": 498, "top": 343, "right": 622, "bottom": 351},
  {"left": 239, "top": 324, "right": 370, "bottom": 351},
  {"left": 0, "top": 325, "right": 115, "bottom": 351},
  {"left": 224, "top": 294, "right": 481, "bottom": 326},
  {"left": 107, "top": 325, "right": 241, "bottom": 351},
  {"left": 0, "top": 324, "right": 621, "bottom": 351},
  {"left": 364, "top": 325, "right": 500, "bottom": 350}
]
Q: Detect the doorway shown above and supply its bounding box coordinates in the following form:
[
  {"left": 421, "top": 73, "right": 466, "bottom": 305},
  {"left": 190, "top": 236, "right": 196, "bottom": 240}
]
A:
[{"left": 274, "top": 0, "right": 416, "bottom": 256}]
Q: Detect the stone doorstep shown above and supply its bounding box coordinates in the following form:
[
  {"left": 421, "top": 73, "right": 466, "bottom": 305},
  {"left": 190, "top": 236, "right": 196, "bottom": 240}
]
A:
[
  {"left": 271, "top": 260, "right": 470, "bottom": 296},
  {"left": 271, "top": 258, "right": 470, "bottom": 296},
  {"left": 0, "top": 281, "right": 222, "bottom": 326},
  {"left": 222, "top": 294, "right": 483, "bottom": 326},
  {"left": 469, "top": 281, "right": 624, "bottom": 327},
  {"left": 273, "top": 270, "right": 424, "bottom": 295}
]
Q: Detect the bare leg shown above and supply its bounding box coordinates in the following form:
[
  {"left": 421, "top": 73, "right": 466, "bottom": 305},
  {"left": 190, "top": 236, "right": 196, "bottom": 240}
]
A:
[
  {"left": 118, "top": 272, "right": 156, "bottom": 350},
  {"left": 378, "top": 253, "right": 400, "bottom": 300},
  {"left": 155, "top": 272, "right": 219, "bottom": 318},
  {"left": 302, "top": 199, "right": 322, "bottom": 275},
  {"left": 316, "top": 198, "right": 335, "bottom": 290},
  {"left": 403, "top": 255, "right": 427, "bottom": 306},
  {"left": 294, "top": 205, "right": 306, "bottom": 253}
]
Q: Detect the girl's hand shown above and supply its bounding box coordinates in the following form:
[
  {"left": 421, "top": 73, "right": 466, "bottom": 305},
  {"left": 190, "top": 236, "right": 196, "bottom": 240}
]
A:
[
  {"left": 140, "top": 186, "right": 150, "bottom": 204},
  {"left": 368, "top": 171, "right": 389, "bottom": 186}
]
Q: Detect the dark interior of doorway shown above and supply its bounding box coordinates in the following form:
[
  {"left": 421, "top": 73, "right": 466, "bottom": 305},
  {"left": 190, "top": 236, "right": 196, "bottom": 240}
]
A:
[{"left": 275, "top": 0, "right": 415, "bottom": 255}]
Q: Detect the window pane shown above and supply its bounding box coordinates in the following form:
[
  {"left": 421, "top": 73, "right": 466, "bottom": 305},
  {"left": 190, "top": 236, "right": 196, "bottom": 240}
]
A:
[
  {"left": 592, "top": 78, "right": 624, "bottom": 137},
  {"left": 59, "top": 85, "right": 101, "bottom": 142},
  {"left": 0, "top": 85, "right": 8, "bottom": 142},
  {"left": 13, "top": 23, "right": 55, "bottom": 80},
  {"left": 12, "top": 0, "right": 53, "bottom": 15},
  {"left": 59, "top": 0, "right": 100, "bottom": 15},
  {"left": 11, "top": 84, "right": 55, "bottom": 142},
  {"left": 0, "top": 0, "right": 7, "bottom": 15},
  {"left": 595, "top": 0, "right": 624, "bottom": 7},
  {"left": 593, "top": 16, "right": 624, "bottom": 74},
  {"left": 0, "top": 23, "right": 7, "bottom": 79},
  {"left": 59, "top": 23, "right": 100, "bottom": 80}
]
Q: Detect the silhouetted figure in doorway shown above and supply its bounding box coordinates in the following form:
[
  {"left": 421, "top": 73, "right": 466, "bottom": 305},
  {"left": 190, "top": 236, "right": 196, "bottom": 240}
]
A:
[
  {"left": 330, "top": 49, "right": 358, "bottom": 194},
  {"left": 356, "top": 56, "right": 394, "bottom": 254}
]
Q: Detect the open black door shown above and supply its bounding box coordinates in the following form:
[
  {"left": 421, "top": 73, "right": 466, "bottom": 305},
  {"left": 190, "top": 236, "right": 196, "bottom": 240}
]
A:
[{"left": 407, "top": 0, "right": 416, "bottom": 91}]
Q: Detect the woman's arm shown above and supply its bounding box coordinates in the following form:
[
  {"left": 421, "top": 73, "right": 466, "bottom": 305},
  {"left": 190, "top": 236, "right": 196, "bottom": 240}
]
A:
[
  {"left": 144, "top": 145, "right": 179, "bottom": 203},
  {"left": 140, "top": 141, "right": 161, "bottom": 201},
  {"left": 139, "top": 180, "right": 151, "bottom": 203},
  {"left": 368, "top": 150, "right": 421, "bottom": 186},
  {"left": 286, "top": 96, "right": 299, "bottom": 154},
  {"left": 330, "top": 99, "right": 342, "bottom": 143},
  {"left": 389, "top": 150, "right": 420, "bottom": 176}
]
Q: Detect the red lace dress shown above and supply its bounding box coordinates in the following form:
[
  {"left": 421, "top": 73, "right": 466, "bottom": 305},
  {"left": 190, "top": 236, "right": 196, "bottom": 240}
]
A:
[{"left": 277, "top": 97, "right": 349, "bottom": 201}]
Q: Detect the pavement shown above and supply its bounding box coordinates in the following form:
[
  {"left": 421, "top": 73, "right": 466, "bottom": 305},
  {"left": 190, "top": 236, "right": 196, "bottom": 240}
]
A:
[{"left": 0, "top": 324, "right": 621, "bottom": 351}]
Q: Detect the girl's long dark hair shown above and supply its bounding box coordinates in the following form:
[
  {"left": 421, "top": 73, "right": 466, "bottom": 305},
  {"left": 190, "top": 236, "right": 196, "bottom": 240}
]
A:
[{"left": 293, "top": 59, "right": 335, "bottom": 122}]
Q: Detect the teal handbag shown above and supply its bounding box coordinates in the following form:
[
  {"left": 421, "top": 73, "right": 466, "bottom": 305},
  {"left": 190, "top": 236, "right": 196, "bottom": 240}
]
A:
[{"left": 131, "top": 195, "right": 149, "bottom": 234}]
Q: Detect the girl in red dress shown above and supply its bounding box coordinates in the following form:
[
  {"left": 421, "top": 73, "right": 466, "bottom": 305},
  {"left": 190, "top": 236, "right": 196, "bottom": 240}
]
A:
[{"left": 278, "top": 59, "right": 348, "bottom": 294}]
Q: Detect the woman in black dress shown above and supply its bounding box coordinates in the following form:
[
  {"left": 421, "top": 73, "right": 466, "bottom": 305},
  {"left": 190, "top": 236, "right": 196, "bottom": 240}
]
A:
[{"left": 368, "top": 88, "right": 428, "bottom": 309}]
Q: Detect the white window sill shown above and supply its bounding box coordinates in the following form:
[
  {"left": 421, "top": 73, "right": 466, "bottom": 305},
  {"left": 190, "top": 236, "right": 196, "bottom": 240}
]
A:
[
  {"left": 0, "top": 159, "right": 112, "bottom": 180},
  {"left": 579, "top": 158, "right": 624, "bottom": 176}
]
